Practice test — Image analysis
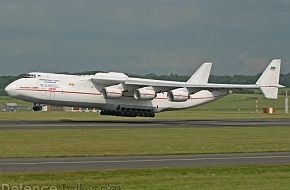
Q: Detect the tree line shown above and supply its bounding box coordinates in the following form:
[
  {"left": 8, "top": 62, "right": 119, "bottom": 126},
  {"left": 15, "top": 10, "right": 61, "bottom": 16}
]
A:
[{"left": 0, "top": 72, "right": 289, "bottom": 96}]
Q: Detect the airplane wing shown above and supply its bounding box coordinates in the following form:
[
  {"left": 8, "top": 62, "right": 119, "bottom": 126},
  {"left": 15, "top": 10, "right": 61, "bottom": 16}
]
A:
[
  {"left": 126, "top": 79, "right": 260, "bottom": 89},
  {"left": 125, "top": 78, "right": 260, "bottom": 90},
  {"left": 92, "top": 77, "right": 260, "bottom": 92},
  {"left": 92, "top": 62, "right": 258, "bottom": 91},
  {"left": 91, "top": 59, "right": 283, "bottom": 99},
  {"left": 91, "top": 62, "right": 214, "bottom": 91},
  {"left": 125, "top": 59, "right": 283, "bottom": 90}
]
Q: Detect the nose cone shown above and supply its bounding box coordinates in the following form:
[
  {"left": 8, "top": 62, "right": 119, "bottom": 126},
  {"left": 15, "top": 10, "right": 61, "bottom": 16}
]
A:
[{"left": 5, "top": 82, "right": 17, "bottom": 97}]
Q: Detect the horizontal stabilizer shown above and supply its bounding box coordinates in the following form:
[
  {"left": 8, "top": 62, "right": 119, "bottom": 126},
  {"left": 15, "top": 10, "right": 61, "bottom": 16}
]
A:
[{"left": 259, "top": 86, "right": 279, "bottom": 99}]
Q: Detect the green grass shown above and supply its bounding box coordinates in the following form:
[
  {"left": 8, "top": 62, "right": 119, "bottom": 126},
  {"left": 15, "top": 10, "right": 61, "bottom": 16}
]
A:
[
  {"left": 1, "top": 165, "right": 290, "bottom": 190},
  {"left": 1, "top": 127, "right": 290, "bottom": 158},
  {"left": 195, "top": 93, "right": 287, "bottom": 111}
]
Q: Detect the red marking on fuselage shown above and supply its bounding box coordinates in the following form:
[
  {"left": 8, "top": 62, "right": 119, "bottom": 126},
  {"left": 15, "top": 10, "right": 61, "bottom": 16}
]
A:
[
  {"left": 16, "top": 89, "right": 101, "bottom": 96},
  {"left": 15, "top": 89, "right": 226, "bottom": 100}
]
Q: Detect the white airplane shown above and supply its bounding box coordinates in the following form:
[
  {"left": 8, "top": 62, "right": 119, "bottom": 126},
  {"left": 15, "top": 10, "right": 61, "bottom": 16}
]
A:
[{"left": 5, "top": 59, "right": 283, "bottom": 117}]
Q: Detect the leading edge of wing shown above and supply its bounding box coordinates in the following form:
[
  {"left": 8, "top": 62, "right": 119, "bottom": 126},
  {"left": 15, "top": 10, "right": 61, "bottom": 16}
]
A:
[{"left": 126, "top": 78, "right": 259, "bottom": 89}]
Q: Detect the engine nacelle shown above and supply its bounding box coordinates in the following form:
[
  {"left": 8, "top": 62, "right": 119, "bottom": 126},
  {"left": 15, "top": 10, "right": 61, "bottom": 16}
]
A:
[
  {"left": 101, "top": 86, "right": 122, "bottom": 99},
  {"left": 134, "top": 87, "right": 156, "bottom": 101},
  {"left": 167, "top": 88, "right": 190, "bottom": 102}
]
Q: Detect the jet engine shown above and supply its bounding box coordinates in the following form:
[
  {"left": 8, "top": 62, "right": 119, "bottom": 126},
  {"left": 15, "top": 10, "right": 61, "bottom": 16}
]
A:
[
  {"left": 167, "top": 88, "right": 190, "bottom": 102},
  {"left": 101, "top": 86, "right": 122, "bottom": 99},
  {"left": 134, "top": 87, "right": 156, "bottom": 101}
]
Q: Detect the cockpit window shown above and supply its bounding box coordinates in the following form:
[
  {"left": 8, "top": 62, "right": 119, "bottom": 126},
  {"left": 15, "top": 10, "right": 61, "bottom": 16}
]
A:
[{"left": 26, "top": 74, "right": 36, "bottom": 78}]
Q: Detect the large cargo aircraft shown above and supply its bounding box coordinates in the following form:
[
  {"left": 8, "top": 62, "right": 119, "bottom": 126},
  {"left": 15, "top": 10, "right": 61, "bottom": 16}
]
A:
[{"left": 5, "top": 59, "right": 283, "bottom": 117}]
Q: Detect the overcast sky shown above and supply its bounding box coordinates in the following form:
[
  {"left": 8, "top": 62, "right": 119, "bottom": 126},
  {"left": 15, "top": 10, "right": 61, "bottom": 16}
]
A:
[{"left": 0, "top": 0, "right": 289, "bottom": 75}]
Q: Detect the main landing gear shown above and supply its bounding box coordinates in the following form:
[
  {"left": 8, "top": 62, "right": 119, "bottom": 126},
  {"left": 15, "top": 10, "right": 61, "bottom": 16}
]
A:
[
  {"left": 100, "top": 107, "right": 155, "bottom": 118},
  {"left": 33, "top": 104, "right": 43, "bottom": 112}
]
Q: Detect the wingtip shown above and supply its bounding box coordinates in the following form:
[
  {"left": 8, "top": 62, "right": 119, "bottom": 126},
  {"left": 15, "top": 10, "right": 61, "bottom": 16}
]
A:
[{"left": 278, "top": 84, "right": 285, "bottom": 88}]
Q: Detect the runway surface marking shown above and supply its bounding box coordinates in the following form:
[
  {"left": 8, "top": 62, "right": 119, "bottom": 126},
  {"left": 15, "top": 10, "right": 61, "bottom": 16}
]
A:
[{"left": 1, "top": 152, "right": 290, "bottom": 172}]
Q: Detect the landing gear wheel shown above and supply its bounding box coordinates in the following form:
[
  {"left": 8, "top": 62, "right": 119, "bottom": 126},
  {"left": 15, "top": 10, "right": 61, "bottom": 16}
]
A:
[{"left": 33, "top": 105, "right": 42, "bottom": 112}]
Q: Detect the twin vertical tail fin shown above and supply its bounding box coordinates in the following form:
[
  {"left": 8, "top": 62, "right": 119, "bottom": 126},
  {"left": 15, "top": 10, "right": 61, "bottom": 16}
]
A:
[
  {"left": 256, "top": 59, "right": 283, "bottom": 99},
  {"left": 187, "top": 62, "right": 212, "bottom": 84},
  {"left": 187, "top": 60, "right": 283, "bottom": 99}
]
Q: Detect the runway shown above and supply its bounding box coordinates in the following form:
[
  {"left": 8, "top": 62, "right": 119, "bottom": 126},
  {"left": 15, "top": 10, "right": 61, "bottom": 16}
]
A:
[
  {"left": 0, "top": 119, "right": 289, "bottom": 130},
  {"left": 0, "top": 152, "right": 290, "bottom": 172}
]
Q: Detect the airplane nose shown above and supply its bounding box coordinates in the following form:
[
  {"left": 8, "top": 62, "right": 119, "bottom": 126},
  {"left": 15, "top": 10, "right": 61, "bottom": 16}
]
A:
[{"left": 5, "top": 82, "right": 17, "bottom": 97}]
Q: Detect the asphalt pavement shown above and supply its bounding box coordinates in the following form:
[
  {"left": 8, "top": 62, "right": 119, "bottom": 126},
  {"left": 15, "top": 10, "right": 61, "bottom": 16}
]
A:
[
  {"left": 0, "top": 152, "right": 290, "bottom": 172},
  {"left": 0, "top": 119, "right": 289, "bottom": 130}
]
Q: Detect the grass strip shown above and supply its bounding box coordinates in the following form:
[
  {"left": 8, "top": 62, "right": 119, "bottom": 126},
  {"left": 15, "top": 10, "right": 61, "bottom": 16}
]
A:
[
  {"left": 0, "top": 127, "right": 290, "bottom": 158},
  {"left": 0, "top": 165, "right": 290, "bottom": 190}
]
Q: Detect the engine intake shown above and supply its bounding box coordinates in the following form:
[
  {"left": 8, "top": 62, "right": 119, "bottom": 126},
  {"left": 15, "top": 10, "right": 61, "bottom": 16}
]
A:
[
  {"left": 134, "top": 87, "right": 156, "bottom": 101},
  {"left": 167, "top": 88, "right": 189, "bottom": 102},
  {"left": 101, "top": 86, "right": 122, "bottom": 99}
]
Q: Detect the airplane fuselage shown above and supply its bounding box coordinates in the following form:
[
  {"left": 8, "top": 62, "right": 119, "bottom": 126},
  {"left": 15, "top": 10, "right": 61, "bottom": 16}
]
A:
[{"left": 6, "top": 72, "right": 228, "bottom": 114}]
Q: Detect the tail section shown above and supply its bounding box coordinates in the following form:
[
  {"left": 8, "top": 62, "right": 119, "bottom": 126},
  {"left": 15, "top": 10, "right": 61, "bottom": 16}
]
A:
[
  {"left": 187, "top": 62, "right": 212, "bottom": 84},
  {"left": 256, "top": 59, "right": 283, "bottom": 99}
]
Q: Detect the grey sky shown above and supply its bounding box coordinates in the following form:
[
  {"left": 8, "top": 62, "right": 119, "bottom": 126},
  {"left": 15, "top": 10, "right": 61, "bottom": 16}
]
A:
[{"left": 0, "top": 0, "right": 289, "bottom": 75}]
